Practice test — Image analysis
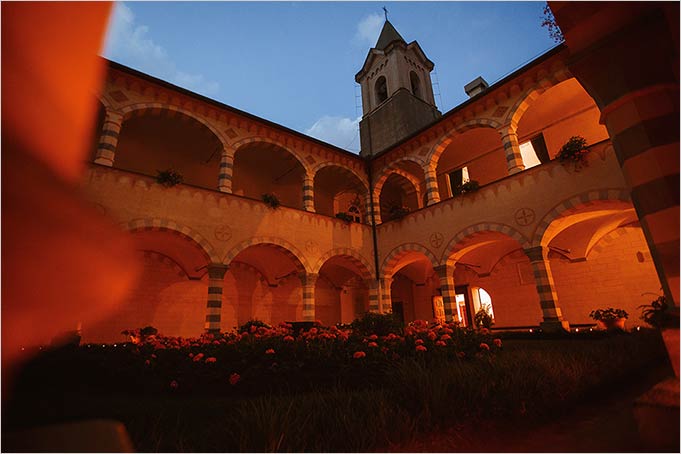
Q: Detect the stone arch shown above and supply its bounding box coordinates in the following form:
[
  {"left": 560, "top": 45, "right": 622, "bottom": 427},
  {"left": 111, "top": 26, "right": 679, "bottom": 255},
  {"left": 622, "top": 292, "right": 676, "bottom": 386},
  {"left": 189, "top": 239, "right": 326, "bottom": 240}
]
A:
[
  {"left": 503, "top": 70, "right": 573, "bottom": 131},
  {"left": 312, "top": 248, "right": 374, "bottom": 279},
  {"left": 440, "top": 222, "right": 531, "bottom": 268},
  {"left": 231, "top": 136, "right": 310, "bottom": 174},
  {"left": 373, "top": 156, "right": 426, "bottom": 202},
  {"left": 222, "top": 236, "right": 310, "bottom": 274},
  {"left": 97, "top": 93, "right": 115, "bottom": 111},
  {"left": 426, "top": 118, "right": 504, "bottom": 169},
  {"left": 118, "top": 102, "right": 229, "bottom": 149},
  {"left": 122, "top": 218, "right": 220, "bottom": 264},
  {"left": 381, "top": 243, "right": 438, "bottom": 278},
  {"left": 310, "top": 161, "right": 369, "bottom": 192},
  {"left": 531, "top": 188, "right": 632, "bottom": 247}
]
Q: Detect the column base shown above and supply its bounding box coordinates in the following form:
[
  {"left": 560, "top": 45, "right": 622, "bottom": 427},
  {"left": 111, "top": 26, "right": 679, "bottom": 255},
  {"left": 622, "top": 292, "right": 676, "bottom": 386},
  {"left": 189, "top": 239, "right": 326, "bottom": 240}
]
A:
[
  {"left": 539, "top": 319, "right": 570, "bottom": 333},
  {"left": 508, "top": 165, "right": 524, "bottom": 175},
  {"left": 93, "top": 157, "right": 113, "bottom": 167}
]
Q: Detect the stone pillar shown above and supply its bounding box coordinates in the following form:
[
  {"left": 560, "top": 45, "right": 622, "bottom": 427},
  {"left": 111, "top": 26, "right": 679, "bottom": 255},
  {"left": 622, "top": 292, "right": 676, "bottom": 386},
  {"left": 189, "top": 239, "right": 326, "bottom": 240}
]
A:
[
  {"left": 424, "top": 167, "right": 441, "bottom": 205},
  {"left": 94, "top": 110, "right": 123, "bottom": 167},
  {"left": 303, "top": 175, "right": 315, "bottom": 212},
  {"left": 300, "top": 273, "right": 317, "bottom": 321},
  {"left": 218, "top": 150, "right": 234, "bottom": 193},
  {"left": 499, "top": 125, "right": 525, "bottom": 175},
  {"left": 366, "top": 191, "right": 382, "bottom": 224},
  {"left": 367, "top": 279, "right": 380, "bottom": 312},
  {"left": 379, "top": 277, "right": 393, "bottom": 314},
  {"left": 205, "top": 264, "right": 229, "bottom": 333},
  {"left": 524, "top": 246, "right": 570, "bottom": 332},
  {"left": 434, "top": 265, "right": 456, "bottom": 322},
  {"left": 550, "top": 3, "right": 679, "bottom": 307}
]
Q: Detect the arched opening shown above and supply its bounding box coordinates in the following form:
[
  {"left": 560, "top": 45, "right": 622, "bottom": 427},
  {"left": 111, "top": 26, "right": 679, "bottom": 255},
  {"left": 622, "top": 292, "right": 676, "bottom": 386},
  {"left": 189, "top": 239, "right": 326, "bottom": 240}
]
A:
[
  {"left": 539, "top": 200, "right": 660, "bottom": 325},
  {"left": 224, "top": 243, "right": 305, "bottom": 327},
  {"left": 435, "top": 127, "right": 506, "bottom": 199},
  {"left": 445, "top": 230, "right": 537, "bottom": 327},
  {"left": 82, "top": 229, "right": 211, "bottom": 342},
  {"left": 470, "top": 286, "right": 495, "bottom": 323},
  {"left": 375, "top": 76, "right": 388, "bottom": 105},
  {"left": 316, "top": 255, "right": 371, "bottom": 325},
  {"left": 410, "top": 71, "right": 421, "bottom": 98},
  {"left": 115, "top": 111, "right": 223, "bottom": 189},
  {"left": 88, "top": 100, "right": 106, "bottom": 162},
  {"left": 314, "top": 165, "right": 367, "bottom": 221},
  {"left": 380, "top": 173, "right": 419, "bottom": 221},
  {"left": 387, "top": 251, "right": 438, "bottom": 324},
  {"left": 516, "top": 78, "right": 609, "bottom": 166},
  {"left": 232, "top": 142, "right": 306, "bottom": 210}
]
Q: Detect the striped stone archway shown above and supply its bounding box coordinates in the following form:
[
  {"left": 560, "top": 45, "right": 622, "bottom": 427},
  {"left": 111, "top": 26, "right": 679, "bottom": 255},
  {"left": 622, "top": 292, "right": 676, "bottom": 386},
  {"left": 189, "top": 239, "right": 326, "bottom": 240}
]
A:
[
  {"left": 222, "top": 236, "right": 310, "bottom": 274},
  {"left": 312, "top": 247, "right": 373, "bottom": 279},
  {"left": 381, "top": 242, "right": 438, "bottom": 278},
  {"left": 440, "top": 222, "right": 531, "bottom": 268},
  {"left": 426, "top": 118, "right": 503, "bottom": 169}
]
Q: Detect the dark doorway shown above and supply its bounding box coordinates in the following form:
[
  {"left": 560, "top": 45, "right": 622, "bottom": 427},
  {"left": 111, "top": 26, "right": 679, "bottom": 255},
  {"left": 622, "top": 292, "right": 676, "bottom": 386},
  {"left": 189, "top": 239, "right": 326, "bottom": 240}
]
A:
[
  {"left": 391, "top": 301, "right": 404, "bottom": 323},
  {"left": 455, "top": 285, "right": 472, "bottom": 327}
]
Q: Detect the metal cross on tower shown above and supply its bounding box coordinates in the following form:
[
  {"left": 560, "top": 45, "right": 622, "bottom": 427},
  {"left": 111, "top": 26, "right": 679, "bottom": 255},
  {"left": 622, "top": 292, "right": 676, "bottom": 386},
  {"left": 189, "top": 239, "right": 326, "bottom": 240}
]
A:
[{"left": 382, "top": 6, "right": 388, "bottom": 21}]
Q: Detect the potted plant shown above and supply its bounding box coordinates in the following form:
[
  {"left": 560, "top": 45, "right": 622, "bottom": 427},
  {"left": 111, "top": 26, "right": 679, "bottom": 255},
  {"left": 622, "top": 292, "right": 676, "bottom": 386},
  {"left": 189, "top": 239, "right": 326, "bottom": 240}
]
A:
[
  {"left": 589, "top": 307, "right": 629, "bottom": 331},
  {"left": 262, "top": 193, "right": 280, "bottom": 209},
  {"left": 452, "top": 180, "right": 480, "bottom": 197},
  {"left": 639, "top": 295, "right": 680, "bottom": 377},
  {"left": 156, "top": 169, "right": 183, "bottom": 187},
  {"left": 557, "top": 136, "right": 589, "bottom": 170},
  {"left": 474, "top": 305, "right": 494, "bottom": 329},
  {"left": 335, "top": 212, "right": 354, "bottom": 223},
  {"left": 389, "top": 205, "right": 410, "bottom": 220}
]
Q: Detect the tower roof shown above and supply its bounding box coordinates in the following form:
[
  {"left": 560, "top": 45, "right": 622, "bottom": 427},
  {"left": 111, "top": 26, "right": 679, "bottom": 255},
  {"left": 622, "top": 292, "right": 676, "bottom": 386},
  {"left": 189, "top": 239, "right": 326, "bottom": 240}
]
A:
[{"left": 374, "top": 20, "right": 406, "bottom": 50}]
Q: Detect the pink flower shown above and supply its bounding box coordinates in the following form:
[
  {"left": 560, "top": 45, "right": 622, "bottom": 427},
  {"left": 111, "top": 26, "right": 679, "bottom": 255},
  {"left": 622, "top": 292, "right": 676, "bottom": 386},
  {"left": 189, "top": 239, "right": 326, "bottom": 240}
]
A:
[
  {"left": 493, "top": 338, "right": 502, "bottom": 348},
  {"left": 427, "top": 331, "right": 437, "bottom": 341},
  {"left": 479, "top": 343, "right": 490, "bottom": 351},
  {"left": 170, "top": 380, "right": 179, "bottom": 389},
  {"left": 435, "top": 340, "right": 446, "bottom": 347},
  {"left": 145, "top": 359, "right": 151, "bottom": 366},
  {"left": 229, "top": 373, "right": 241, "bottom": 385},
  {"left": 309, "top": 327, "right": 318, "bottom": 335},
  {"left": 480, "top": 328, "right": 490, "bottom": 335},
  {"left": 249, "top": 325, "right": 257, "bottom": 333},
  {"left": 440, "top": 334, "right": 451, "bottom": 341},
  {"left": 415, "top": 339, "right": 424, "bottom": 345},
  {"left": 265, "top": 348, "right": 275, "bottom": 355},
  {"left": 457, "top": 351, "right": 466, "bottom": 359},
  {"left": 193, "top": 353, "right": 205, "bottom": 362},
  {"left": 283, "top": 335, "right": 294, "bottom": 342},
  {"left": 368, "top": 334, "right": 378, "bottom": 340},
  {"left": 367, "top": 342, "right": 378, "bottom": 348},
  {"left": 416, "top": 345, "right": 427, "bottom": 352},
  {"left": 188, "top": 353, "right": 194, "bottom": 358},
  {"left": 353, "top": 351, "right": 366, "bottom": 359},
  {"left": 205, "top": 357, "right": 217, "bottom": 363},
  {"left": 151, "top": 354, "right": 157, "bottom": 359}
]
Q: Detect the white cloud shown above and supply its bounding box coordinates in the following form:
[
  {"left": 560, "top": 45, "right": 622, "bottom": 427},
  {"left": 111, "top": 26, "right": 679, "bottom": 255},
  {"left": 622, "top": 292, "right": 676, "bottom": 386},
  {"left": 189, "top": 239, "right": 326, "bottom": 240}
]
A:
[
  {"left": 103, "top": 2, "right": 219, "bottom": 97},
  {"left": 355, "top": 13, "right": 383, "bottom": 46},
  {"left": 305, "top": 116, "right": 361, "bottom": 152}
]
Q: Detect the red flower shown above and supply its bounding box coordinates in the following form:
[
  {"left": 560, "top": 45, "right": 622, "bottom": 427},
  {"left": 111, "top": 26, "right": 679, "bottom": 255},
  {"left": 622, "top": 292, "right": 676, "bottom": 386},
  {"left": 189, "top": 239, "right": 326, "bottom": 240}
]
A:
[
  {"left": 170, "top": 380, "right": 179, "bottom": 389},
  {"left": 249, "top": 325, "right": 257, "bottom": 334},
  {"left": 367, "top": 342, "right": 378, "bottom": 348},
  {"left": 457, "top": 351, "right": 466, "bottom": 359},
  {"left": 493, "top": 338, "right": 502, "bottom": 348},
  {"left": 144, "top": 359, "right": 151, "bottom": 366},
  {"left": 427, "top": 331, "right": 437, "bottom": 341},
  {"left": 353, "top": 351, "right": 366, "bottom": 359},
  {"left": 479, "top": 343, "right": 490, "bottom": 351},
  {"left": 205, "top": 357, "right": 217, "bottom": 363},
  {"left": 415, "top": 339, "right": 424, "bottom": 345},
  {"left": 229, "top": 373, "right": 241, "bottom": 385},
  {"left": 368, "top": 334, "right": 378, "bottom": 340},
  {"left": 265, "top": 348, "right": 275, "bottom": 355},
  {"left": 435, "top": 340, "right": 446, "bottom": 347},
  {"left": 193, "top": 353, "right": 205, "bottom": 362},
  {"left": 440, "top": 334, "right": 451, "bottom": 341},
  {"left": 283, "top": 335, "right": 294, "bottom": 342},
  {"left": 416, "top": 345, "right": 427, "bottom": 352}
]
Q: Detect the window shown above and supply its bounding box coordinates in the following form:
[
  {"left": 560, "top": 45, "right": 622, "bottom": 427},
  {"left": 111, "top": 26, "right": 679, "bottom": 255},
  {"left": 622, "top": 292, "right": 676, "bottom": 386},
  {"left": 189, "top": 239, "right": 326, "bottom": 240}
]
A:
[
  {"left": 348, "top": 204, "right": 361, "bottom": 223},
  {"left": 519, "top": 133, "right": 550, "bottom": 169},
  {"left": 375, "top": 76, "right": 388, "bottom": 104},
  {"left": 410, "top": 71, "right": 421, "bottom": 98},
  {"left": 447, "top": 166, "right": 469, "bottom": 196}
]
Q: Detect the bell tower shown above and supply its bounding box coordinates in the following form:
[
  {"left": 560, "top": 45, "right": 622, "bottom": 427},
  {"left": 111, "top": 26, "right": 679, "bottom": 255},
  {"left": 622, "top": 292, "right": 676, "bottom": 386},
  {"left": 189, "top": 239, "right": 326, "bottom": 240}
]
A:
[{"left": 356, "top": 19, "right": 441, "bottom": 157}]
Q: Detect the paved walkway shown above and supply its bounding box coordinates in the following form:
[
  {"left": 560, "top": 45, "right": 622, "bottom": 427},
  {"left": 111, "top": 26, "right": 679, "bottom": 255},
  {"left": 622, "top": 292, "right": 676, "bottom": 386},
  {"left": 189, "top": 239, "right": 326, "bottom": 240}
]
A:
[{"left": 390, "top": 366, "right": 679, "bottom": 453}]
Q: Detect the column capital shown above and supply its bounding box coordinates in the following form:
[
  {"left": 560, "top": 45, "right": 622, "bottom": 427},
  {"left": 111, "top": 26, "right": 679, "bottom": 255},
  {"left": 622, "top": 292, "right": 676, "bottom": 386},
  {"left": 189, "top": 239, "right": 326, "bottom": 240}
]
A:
[
  {"left": 433, "top": 264, "right": 453, "bottom": 278},
  {"left": 498, "top": 121, "right": 518, "bottom": 136},
  {"left": 299, "top": 272, "right": 318, "bottom": 286},
  {"left": 104, "top": 109, "right": 124, "bottom": 124},
  {"left": 524, "top": 246, "right": 548, "bottom": 262},
  {"left": 207, "top": 263, "right": 229, "bottom": 279}
]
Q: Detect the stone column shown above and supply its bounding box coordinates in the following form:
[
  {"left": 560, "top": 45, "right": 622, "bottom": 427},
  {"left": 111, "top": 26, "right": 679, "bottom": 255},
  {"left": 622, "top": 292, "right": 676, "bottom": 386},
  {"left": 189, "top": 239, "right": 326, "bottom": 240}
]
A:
[
  {"left": 300, "top": 273, "right": 317, "bottom": 321},
  {"left": 524, "top": 246, "right": 570, "bottom": 332},
  {"left": 424, "top": 167, "right": 441, "bottom": 205},
  {"left": 94, "top": 110, "right": 123, "bottom": 167},
  {"left": 303, "top": 175, "right": 315, "bottom": 212},
  {"left": 205, "top": 264, "right": 229, "bottom": 333},
  {"left": 434, "top": 265, "right": 456, "bottom": 322},
  {"left": 218, "top": 149, "right": 234, "bottom": 193},
  {"left": 550, "top": 3, "right": 679, "bottom": 306},
  {"left": 498, "top": 124, "right": 525, "bottom": 175},
  {"left": 379, "top": 277, "right": 393, "bottom": 314},
  {"left": 367, "top": 279, "right": 380, "bottom": 312},
  {"left": 366, "top": 191, "right": 382, "bottom": 224}
]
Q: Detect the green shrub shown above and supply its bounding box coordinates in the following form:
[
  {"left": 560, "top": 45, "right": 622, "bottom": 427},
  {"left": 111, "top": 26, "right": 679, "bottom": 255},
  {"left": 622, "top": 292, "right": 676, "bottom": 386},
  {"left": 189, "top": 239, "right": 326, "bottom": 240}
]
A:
[
  {"left": 451, "top": 180, "right": 480, "bottom": 197},
  {"left": 156, "top": 169, "right": 183, "bottom": 187},
  {"left": 350, "top": 312, "right": 403, "bottom": 336},
  {"left": 474, "top": 305, "right": 494, "bottom": 329},
  {"left": 262, "top": 193, "right": 280, "bottom": 208},
  {"left": 557, "top": 136, "right": 589, "bottom": 170},
  {"left": 335, "top": 212, "right": 354, "bottom": 222}
]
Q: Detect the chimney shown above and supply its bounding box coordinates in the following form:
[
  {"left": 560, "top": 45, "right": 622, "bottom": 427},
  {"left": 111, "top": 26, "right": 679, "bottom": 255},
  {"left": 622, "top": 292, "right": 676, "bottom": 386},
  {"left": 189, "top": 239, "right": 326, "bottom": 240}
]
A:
[{"left": 464, "top": 76, "right": 489, "bottom": 98}]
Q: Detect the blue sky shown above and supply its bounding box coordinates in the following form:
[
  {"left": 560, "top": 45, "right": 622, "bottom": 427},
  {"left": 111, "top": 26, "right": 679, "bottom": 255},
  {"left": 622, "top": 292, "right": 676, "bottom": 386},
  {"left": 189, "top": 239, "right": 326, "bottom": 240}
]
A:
[{"left": 103, "top": 2, "right": 557, "bottom": 152}]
